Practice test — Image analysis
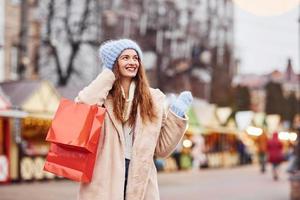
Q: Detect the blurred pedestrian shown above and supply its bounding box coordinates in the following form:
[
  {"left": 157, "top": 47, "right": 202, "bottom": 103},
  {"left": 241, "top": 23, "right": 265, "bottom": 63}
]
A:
[
  {"left": 287, "top": 127, "right": 300, "bottom": 173},
  {"left": 256, "top": 131, "right": 268, "bottom": 173},
  {"left": 75, "top": 39, "right": 193, "bottom": 200},
  {"left": 237, "top": 138, "right": 247, "bottom": 165},
  {"left": 287, "top": 143, "right": 297, "bottom": 173},
  {"left": 191, "top": 135, "right": 206, "bottom": 170},
  {"left": 296, "top": 127, "right": 300, "bottom": 171},
  {"left": 267, "top": 132, "right": 284, "bottom": 180},
  {"left": 172, "top": 141, "right": 183, "bottom": 170}
]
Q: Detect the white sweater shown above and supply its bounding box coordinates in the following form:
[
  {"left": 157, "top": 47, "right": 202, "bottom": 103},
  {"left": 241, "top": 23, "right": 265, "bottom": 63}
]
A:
[
  {"left": 121, "top": 82, "right": 136, "bottom": 160},
  {"left": 123, "top": 122, "right": 133, "bottom": 159}
]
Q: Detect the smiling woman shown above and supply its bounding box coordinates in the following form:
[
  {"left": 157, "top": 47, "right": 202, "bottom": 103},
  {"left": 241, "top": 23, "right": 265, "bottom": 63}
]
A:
[
  {"left": 233, "top": 0, "right": 299, "bottom": 16},
  {"left": 75, "top": 39, "right": 193, "bottom": 200}
]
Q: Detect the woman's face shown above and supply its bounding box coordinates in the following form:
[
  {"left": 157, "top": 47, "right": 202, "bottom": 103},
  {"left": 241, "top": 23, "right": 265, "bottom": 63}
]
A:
[{"left": 117, "top": 49, "right": 140, "bottom": 78}]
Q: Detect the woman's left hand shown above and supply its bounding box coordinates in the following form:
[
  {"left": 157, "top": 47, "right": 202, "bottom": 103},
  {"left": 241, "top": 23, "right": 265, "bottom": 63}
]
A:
[{"left": 170, "top": 91, "right": 193, "bottom": 117}]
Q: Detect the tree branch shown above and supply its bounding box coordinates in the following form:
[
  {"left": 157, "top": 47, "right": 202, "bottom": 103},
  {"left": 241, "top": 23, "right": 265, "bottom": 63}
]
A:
[
  {"left": 46, "top": 0, "right": 54, "bottom": 39},
  {"left": 77, "top": 0, "right": 91, "bottom": 37},
  {"left": 64, "top": 0, "right": 73, "bottom": 43}
]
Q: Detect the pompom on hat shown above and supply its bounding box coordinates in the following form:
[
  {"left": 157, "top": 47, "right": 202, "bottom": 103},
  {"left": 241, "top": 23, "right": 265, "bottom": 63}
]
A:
[{"left": 99, "top": 39, "right": 143, "bottom": 69}]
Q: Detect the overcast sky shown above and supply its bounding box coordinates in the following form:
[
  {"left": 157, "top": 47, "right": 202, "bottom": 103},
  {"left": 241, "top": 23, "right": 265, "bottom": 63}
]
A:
[{"left": 234, "top": 5, "right": 299, "bottom": 74}]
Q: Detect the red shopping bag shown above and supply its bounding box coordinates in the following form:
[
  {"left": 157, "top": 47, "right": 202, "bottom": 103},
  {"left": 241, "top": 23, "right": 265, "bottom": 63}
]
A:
[{"left": 43, "top": 98, "right": 105, "bottom": 183}]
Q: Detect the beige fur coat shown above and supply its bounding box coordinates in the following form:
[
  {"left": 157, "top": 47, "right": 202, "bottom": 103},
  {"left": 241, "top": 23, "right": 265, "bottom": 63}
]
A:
[{"left": 75, "top": 69, "right": 187, "bottom": 200}]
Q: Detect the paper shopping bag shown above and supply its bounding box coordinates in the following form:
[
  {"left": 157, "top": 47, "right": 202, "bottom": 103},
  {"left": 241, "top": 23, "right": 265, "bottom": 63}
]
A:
[{"left": 43, "top": 98, "right": 105, "bottom": 182}]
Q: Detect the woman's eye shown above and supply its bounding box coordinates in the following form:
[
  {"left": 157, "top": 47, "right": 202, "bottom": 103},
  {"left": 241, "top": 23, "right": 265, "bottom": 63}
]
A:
[{"left": 120, "top": 56, "right": 138, "bottom": 61}]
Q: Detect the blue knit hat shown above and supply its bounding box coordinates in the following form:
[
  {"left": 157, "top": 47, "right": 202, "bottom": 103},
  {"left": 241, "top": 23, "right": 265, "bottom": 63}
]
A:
[{"left": 99, "top": 39, "right": 143, "bottom": 69}]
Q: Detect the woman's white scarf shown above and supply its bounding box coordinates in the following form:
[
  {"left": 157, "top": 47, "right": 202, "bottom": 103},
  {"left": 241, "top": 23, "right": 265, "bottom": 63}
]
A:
[{"left": 121, "top": 81, "right": 136, "bottom": 122}]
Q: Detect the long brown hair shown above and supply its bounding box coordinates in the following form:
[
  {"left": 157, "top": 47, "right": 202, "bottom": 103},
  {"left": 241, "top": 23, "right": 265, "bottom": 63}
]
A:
[{"left": 109, "top": 60, "right": 157, "bottom": 126}]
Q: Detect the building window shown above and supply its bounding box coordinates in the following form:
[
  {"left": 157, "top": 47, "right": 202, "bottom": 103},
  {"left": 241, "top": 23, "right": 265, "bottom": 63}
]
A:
[
  {"left": 10, "top": 46, "right": 18, "bottom": 80},
  {"left": 10, "top": 0, "right": 21, "bottom": 6}
]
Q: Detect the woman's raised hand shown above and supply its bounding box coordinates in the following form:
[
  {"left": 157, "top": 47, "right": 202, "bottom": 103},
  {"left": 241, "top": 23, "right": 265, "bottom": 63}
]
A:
[{"left": 170, "top": 91, "right": 193, "bottom": 117}]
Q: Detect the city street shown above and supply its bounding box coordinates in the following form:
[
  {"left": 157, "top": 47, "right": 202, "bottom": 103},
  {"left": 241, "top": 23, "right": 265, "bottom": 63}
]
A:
[
  {"left": 0, "top": 163, "right": 290, "bottom": 200},
  {"left": 0, "top": 1, "right": 299, "bottom": 200}
]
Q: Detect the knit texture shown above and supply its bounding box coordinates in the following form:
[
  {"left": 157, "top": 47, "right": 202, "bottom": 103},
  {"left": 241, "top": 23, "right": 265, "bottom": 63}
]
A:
[
  {"left": 121, "top": 81, "right": 136, "bottom": 160},
  {"left": 121, "top": 81, "right": 136, "bottom": 122},
  {"left": 170, "top": 91, "right": 193, "bottom": 117},
  {"left": 99, "top": 39, "right": 143, "bottom": 70}
]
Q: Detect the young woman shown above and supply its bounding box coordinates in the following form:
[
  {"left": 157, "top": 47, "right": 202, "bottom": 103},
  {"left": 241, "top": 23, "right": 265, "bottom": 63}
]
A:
[{"left": 75, "top": 39, "right": 193, "bottom": 200}]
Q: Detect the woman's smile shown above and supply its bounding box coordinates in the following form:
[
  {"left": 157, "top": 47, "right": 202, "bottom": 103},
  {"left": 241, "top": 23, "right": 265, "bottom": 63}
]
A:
[{"left": 125, "top": 65, "right": 138, "bottom": 72}]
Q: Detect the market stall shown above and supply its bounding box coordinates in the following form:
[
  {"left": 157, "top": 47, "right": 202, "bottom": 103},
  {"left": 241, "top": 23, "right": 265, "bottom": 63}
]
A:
[
  {"left": 176, "top": 99, "right": 241, "bottom": 169},
  {"left": 0, "top": 80, "right": 60, "bottom": 182}
]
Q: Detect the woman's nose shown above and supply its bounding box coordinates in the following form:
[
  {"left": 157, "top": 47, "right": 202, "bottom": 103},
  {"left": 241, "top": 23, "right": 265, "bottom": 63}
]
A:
[{"left": 128, "top": 58, "right": 136, "bottom": 64}]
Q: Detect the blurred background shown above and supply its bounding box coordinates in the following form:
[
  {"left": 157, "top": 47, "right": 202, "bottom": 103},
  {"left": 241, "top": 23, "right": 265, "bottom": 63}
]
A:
[{"left": 0, "top": 0, "right": 299, "bottom": 200}]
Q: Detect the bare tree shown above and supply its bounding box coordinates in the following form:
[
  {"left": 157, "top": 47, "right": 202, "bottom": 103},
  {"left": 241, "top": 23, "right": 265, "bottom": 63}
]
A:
[{"left": 39, "top": 0, "right": 101, "bottom": 87}]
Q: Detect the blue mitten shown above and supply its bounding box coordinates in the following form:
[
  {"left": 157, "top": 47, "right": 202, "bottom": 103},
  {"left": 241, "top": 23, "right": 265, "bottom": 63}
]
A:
[{"left": 170, "top": 91, "right": 193, "bottom": 117}]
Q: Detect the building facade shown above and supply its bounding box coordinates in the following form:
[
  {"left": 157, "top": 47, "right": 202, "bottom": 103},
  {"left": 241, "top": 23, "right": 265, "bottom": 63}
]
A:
[
  {"left": 100, "top": 0, "right": 235, "bottom": 102},
  {"left": 2, "top": 0, "right": 236, "bottom": 104},
  {"left": 0, "top": 0, "right": 5, "bottom": 81},
  {"left": 233, "top": 59, "right": 300, "bottom": 115},
  {"left": 2, "top": 0, "right": 40, "bottom": 81}
]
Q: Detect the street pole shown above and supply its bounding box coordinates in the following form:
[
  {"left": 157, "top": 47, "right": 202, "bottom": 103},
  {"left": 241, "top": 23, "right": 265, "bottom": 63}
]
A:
[
  {"left": 297, "top": 3, "right": 300, "bottom": 171},
  {"left": 294, "top": 3, "right": 300, "bottom": 171}
]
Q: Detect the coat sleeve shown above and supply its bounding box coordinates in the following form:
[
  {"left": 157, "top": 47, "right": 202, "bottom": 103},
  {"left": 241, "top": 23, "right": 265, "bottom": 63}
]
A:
[
  {"left": 75, "top": 68, "right": 115, "bottom": 106},
  {"left": 154, "top": 108, "right": 188, "bottom": 158}
]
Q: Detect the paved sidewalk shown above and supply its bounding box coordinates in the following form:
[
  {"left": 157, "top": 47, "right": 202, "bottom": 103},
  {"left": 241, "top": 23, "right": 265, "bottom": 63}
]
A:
[
  {"left": 0, "top": 164, "right": 290, "bottom": 200},
  {"left": 159, "top": 164, "right": 289, "bottom": 200}
]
